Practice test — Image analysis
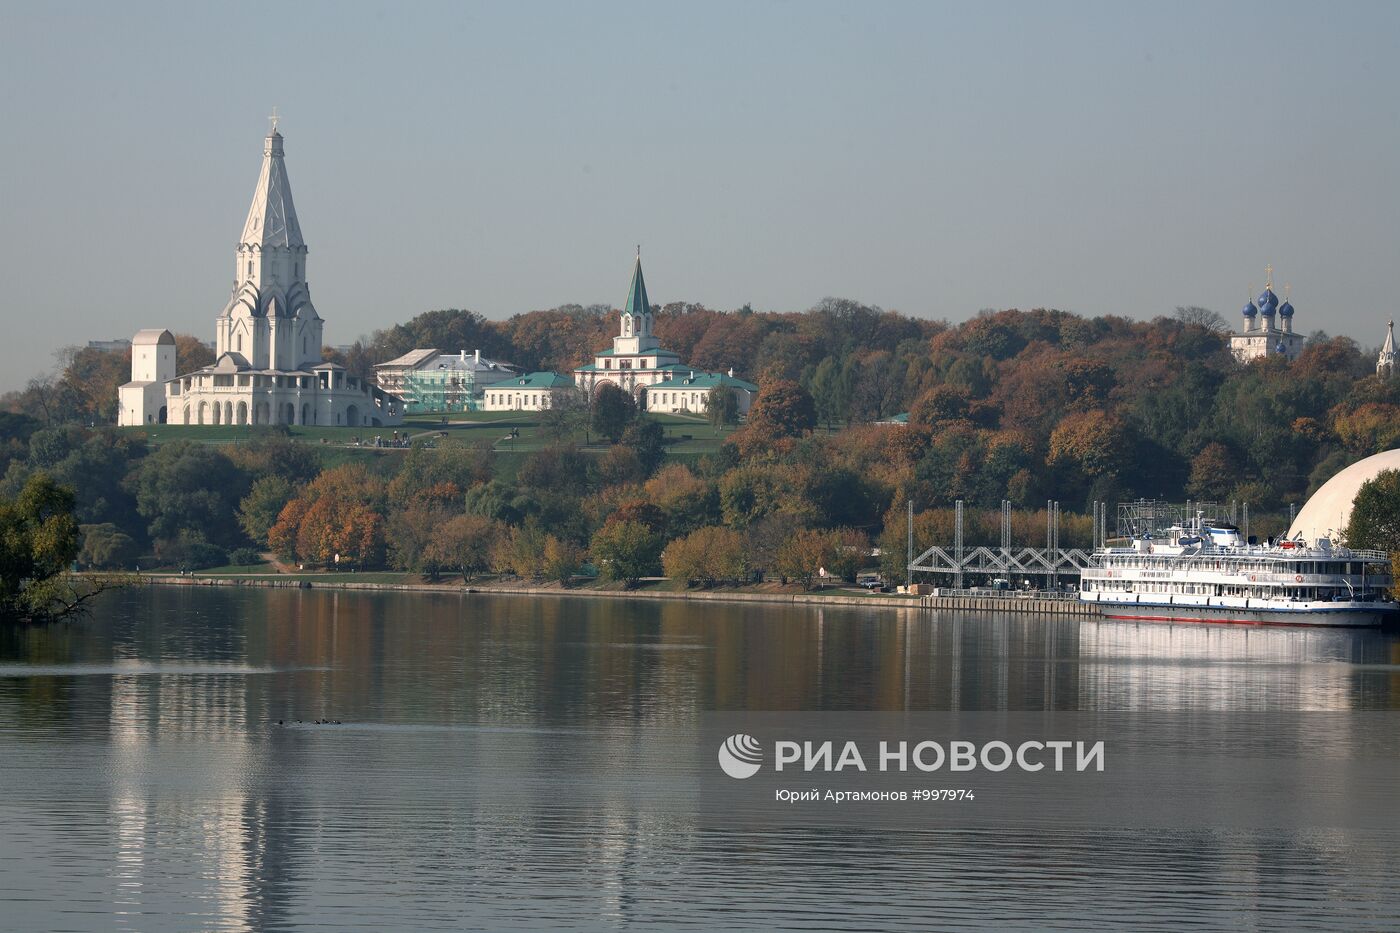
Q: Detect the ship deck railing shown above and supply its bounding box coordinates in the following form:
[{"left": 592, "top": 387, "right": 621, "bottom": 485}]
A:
[{"left": 1098, "top": 545, "right": 1390, "bottom": 561}]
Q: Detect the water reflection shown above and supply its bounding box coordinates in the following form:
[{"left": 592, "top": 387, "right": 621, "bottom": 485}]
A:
[{"left": 0, "top": 587, "right": 1397, "bottom": 930}]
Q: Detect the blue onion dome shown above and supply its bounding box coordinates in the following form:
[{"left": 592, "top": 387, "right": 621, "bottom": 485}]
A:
[
  {"left": 1278, "top": 299, "right": 1294, "bottom": 318},
  {"left": 1257, "top": 287, "right": 1279, "bottom": 315},
  {"left": 1242, "top": 300, "right": 1258, "bottom": 317}
]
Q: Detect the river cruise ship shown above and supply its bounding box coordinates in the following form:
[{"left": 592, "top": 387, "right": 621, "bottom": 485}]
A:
[{"left": 1080, "top": 515, "right": 1397, "bottom": 628}]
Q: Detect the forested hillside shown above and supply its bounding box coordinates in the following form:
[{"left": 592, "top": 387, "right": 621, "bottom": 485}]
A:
[{"left": 2, "top": 299, "right": 1394, "bottom": 581}]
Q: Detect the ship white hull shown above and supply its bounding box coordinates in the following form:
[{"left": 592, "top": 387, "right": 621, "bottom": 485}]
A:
[{"left": 1082, "top": 594, "right": 1396, "bottom": 628}]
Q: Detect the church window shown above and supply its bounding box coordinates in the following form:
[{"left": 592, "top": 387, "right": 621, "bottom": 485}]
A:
[
  {"left": 236, "top": 334, "right": 242, "bottom": 352},
  {"left": 247, "top": 260, "right": 253, "bottom": 276},
  {"left": 604, "top": 360, "right": 611, "bottom": 370}
]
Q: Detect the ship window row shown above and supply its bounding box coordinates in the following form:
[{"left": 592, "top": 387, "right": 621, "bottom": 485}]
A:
[
  {"left": 1086, "top": 580, "right": 1371, "bottom": 601},
  {"left": 1105, "top": 557, "right": 1373, "bottom": 575}
]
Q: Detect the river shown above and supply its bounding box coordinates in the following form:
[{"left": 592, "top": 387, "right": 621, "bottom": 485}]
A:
[{"left": 1, "top": 586, "right": 1397, "bottom": 930}]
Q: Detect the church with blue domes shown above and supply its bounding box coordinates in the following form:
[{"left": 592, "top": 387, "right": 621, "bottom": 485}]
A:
[{"left": 1229, "top": 268, "right": 1304, "bottom": 362}]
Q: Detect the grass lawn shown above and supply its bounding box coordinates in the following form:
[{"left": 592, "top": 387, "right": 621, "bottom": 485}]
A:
[
  {"left": 193, "top": 561, "right": 274, "bottom": 575},
  {"left": 123, "top": 410, "right": 736, "bottom": 460}
]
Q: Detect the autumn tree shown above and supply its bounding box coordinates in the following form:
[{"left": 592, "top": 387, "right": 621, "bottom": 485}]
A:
[
  {"left": 747, "top": 379, "right": 815, "bottom": 439},
  {"left": 1186, "top": 442, "right": 1238, "bottom": 501},
  {"left": 663, "top": 526, "right": 748, "bottom": 586},
  {"left": 424, "top": 514, "right": 498, "bottom": 581},
  {"left": 491, "top": 519, "right": 549, "bottom": 580},
  {"left": 541, "top": 534, "right": 584, "bottom": 584},
  {"left": 265, "top": 464, "right": 388, "bottom": 568},
  {"left": 775, "top": 528, "right": 835, "bottom": 590},
  {"left": 1046, "top": 410, "right": 1131, "bottom": 481},
  {"left": 825, "top": 527, "right": 871, "bottom": 582}
]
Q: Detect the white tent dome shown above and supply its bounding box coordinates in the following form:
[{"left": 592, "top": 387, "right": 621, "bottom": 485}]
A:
[{"left": 1288, "top": 448, "right": 1400, "bottom": 544}]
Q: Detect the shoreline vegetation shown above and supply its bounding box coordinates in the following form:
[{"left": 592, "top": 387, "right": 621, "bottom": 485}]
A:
[
  {"left": 135, "top": 570, "right": 1101, "bottom": 616},
  {"left": 3, "top": 306, "right": 1398, "bottom": 624},
  {"left": 144, "top": 571, "right": 904, "bottom": 607}
]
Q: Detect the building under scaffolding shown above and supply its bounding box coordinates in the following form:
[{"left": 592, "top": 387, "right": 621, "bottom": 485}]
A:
[{"left": 375, "top": 349, "right": 518, "bottom": 413}]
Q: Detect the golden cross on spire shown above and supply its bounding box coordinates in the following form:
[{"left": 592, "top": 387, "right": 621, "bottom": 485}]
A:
[
  {"left": 268, "top": 107, "right": 280, "bottom": 134},
  {"left": 1265, "top": 264, "right": 1273, "bottom": 289}
]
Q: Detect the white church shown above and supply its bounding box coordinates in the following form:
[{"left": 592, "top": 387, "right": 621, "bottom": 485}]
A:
[
  {"left": 572, "top": 252, "right": 757, "bottom": 416},
  {"left": 1228, "top": 269, "right": 1305, "bottom": 362},
  {"left": 118, "top": 122, "right": 402, "bottom": 428}
]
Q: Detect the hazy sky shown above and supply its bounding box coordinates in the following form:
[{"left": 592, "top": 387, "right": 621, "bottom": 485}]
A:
[{"left": 2, "top": 1, "right": 1397, "bottom": 389}]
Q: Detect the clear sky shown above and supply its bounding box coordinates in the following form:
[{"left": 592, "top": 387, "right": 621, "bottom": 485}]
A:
[{"left": 2, "top": 1, "right": 1396, "bottom": 389}]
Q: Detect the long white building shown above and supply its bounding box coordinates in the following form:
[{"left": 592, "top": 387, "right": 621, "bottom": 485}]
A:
[
  {"left": 117, "top": 122, "right": 402, "bottom": 428},
  {"left": 573, "top": 251, "right": 755, "bottom": 416}
]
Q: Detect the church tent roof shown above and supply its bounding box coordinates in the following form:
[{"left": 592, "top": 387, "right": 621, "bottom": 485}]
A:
[
  {"left": 240, "top": 131, "right": 304, "bottom": 248},
  {"left": 623, "top": 253, "right": 651, "bottom": 317}
]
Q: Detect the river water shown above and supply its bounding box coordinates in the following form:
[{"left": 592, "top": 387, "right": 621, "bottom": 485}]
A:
[{"left": 1, "top": 587, "right": 1398, "bottom": 931}]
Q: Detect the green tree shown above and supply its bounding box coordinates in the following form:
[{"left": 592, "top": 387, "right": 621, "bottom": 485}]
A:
[
  {"left": 130, "top": 441, "right": 249, "bottom": 548},
  {"left": 78, "top": 523, "right": 140, "bottom": 570},
  {"left": 590, "top": 519, "right": 662, "bottom": 586},
  {"left": 226, "top": 434, "right": 321, "bottom": 484},
  {"left": 621, "top": 418, "right": 666, "bottom": 474},
  {"left": 0, "top": 474, "right": 89, "bottom": 622},
  {"left": 539, "top": 388, "right": 589, "bottom": 442},
  {"left": 706, "top": 386, "right": 740, "bottom": 431},
  {"left": 1345, "top": 469, "right": 1400, "bottom": 553},
  {"left": 464, "top": 479, "right": 522, "bottom": 524},
  {"left": 237, "top": 476, "right": 296, "bottom": 544},
  {"left": 592, "top": 383, "right": 637, "bottom": 443},
  {"left": 807, "top": 356, "right": 851, "bottom": 430}
]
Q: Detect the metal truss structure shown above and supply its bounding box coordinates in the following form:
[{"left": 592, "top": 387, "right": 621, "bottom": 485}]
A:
[
  {"left": 907, "top": 544, "right": 1098, "bottom": 583},
  {"left": 906, "top": 498, "right": 1101, "bottom": 586}
]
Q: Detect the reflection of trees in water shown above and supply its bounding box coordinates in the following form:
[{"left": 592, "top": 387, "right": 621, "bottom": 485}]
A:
[{"left": 3, "top": 587, "right": 1400, "bottom": 928}]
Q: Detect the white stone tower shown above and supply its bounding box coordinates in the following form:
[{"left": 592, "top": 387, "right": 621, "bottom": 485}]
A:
[
  {"left": 1379, "top": 320, "right": 1396, "bottom": 378},
  {"left": 215, "top": 115, "right": 323, "bottom": 372},
  {"left": 117, "top": 329, "right": 176, "bottom": 425}
]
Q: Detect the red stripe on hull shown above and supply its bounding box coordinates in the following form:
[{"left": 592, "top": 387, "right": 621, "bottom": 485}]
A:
[{"left": 1100, "top": 613, "right": 1373, "bottom": 629}]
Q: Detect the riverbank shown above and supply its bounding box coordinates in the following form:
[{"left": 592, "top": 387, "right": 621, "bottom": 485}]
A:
[{"left": 139, "top": 573, "right": 1099, "bottom": 615}]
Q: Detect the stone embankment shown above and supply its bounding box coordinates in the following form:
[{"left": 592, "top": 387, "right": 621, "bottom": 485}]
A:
[{"left": 145, "top": 574, "right": 1101, "bottom": 616}]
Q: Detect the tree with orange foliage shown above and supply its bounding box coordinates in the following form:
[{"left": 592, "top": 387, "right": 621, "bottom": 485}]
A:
[{"left": 1047, "top": 410, "right": 1131, "bottom": 479}]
